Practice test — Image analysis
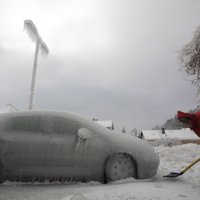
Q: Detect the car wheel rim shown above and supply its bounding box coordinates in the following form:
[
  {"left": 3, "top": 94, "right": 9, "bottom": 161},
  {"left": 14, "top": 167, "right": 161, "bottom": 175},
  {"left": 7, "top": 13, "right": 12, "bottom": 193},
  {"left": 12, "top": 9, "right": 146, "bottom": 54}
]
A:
[{"left": 106, "top": 154, "right": 136, "bottom": 181}]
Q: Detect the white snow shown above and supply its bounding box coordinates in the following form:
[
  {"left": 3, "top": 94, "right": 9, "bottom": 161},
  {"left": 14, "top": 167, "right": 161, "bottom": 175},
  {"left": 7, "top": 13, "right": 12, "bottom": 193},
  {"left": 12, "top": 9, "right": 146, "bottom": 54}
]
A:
[
  {"left": 166, "top": 129, "right": 199, "bottom": 140},
  {"left": 0, "top": 143, "right": 199, "bottom": 200},
  {"left": 142, "top": 129, "right": 200, "bottom": 140}
]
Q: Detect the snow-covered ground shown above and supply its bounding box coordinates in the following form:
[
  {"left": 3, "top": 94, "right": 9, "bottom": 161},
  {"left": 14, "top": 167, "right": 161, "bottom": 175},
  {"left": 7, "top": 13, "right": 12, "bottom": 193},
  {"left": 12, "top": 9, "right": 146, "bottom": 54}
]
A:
[{"left": 0, "top": 143, "right": 199, "bottom": 200}]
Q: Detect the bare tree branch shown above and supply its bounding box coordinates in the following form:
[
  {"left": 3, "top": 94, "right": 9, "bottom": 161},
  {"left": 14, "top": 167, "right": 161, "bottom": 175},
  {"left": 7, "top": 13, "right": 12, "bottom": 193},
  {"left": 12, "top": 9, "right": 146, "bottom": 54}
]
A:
[{"left": 179, "top": 25, "right": 200, "bottom": 96}]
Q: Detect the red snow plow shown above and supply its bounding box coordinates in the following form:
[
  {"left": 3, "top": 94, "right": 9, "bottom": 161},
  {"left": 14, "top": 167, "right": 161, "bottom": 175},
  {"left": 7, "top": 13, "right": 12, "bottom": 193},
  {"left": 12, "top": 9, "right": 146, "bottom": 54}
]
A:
[
  {"left": 164, "top": 110, "right": 200, "bottom": 178},
  {"left": 177, "top": 110, "right": 200, "bottom": 137}
]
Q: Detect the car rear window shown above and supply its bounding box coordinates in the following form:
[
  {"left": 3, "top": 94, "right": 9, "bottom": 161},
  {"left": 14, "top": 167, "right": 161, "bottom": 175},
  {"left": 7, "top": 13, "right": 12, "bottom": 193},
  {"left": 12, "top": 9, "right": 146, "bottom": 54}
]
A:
[{"left": 10, "top": 116, "right": 42, "bottom": 132}]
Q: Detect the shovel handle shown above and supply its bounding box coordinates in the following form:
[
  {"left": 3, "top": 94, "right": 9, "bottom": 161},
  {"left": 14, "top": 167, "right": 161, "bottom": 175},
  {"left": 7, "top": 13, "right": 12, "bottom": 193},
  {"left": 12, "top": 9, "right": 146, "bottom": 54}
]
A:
[{"left": 182, "top": 158, "right": 200, "bottom": 173}]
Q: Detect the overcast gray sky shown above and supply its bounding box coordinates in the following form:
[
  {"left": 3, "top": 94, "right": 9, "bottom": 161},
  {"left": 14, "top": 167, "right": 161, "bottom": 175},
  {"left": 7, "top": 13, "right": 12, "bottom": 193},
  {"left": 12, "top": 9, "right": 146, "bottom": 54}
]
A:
[{"left": 0, "top": 0, "right": 199, "bottom": 132}]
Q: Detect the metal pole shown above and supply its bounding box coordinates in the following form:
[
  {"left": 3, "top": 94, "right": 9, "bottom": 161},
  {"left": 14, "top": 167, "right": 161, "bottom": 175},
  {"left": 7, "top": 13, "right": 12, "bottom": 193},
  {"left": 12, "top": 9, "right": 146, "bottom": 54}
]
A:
[{"left": 28, "top": 40, "right": 40, "bottom": 110}]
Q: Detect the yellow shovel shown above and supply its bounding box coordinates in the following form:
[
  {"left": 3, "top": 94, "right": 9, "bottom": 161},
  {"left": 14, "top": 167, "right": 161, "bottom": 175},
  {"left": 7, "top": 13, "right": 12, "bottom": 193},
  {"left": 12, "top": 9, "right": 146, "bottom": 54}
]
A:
[{"left": 164, "top": 157, "right": 200, "bottom": 178}]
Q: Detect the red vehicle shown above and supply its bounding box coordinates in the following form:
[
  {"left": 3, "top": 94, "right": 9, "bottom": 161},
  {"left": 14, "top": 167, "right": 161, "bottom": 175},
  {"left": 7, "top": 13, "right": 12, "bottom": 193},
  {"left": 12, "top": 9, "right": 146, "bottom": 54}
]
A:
[{"left": 177, "top": 111, "right": 200, "bottom": 137}]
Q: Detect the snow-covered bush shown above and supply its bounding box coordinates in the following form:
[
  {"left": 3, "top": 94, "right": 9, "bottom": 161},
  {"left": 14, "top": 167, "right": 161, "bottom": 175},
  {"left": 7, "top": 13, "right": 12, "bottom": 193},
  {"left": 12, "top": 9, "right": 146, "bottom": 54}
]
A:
[{"left": 150, "top": 138, "right": 182, "bottom": 147}]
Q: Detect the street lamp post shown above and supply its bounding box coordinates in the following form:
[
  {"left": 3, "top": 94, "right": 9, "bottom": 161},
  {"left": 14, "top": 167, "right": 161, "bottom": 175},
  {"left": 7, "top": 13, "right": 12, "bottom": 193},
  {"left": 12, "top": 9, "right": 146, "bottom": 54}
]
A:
[{"left": 24, "top": 20, "right": 49, "bottom": 110}]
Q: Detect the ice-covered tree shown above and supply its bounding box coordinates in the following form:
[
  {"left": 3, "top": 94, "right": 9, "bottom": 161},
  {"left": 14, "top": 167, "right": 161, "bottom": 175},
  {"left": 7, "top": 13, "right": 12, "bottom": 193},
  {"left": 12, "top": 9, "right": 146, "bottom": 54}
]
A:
[{"left": 179, "top": 25, "right": 200, "bottom": 96}]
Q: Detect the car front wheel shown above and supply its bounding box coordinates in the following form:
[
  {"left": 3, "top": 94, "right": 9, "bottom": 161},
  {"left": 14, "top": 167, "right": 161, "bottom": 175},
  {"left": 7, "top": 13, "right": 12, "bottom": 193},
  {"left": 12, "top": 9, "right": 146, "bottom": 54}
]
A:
[{"left": 105, "top": 153, "right": 137, "bottom": 182}]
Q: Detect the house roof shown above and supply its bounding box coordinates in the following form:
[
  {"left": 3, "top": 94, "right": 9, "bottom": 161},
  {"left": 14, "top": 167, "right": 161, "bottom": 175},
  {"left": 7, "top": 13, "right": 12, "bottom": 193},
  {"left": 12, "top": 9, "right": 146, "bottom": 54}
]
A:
[
  {"left": 95, "top": 120, "right": 114, "bottom": 129},
  {"left": 141, "top": 130, "right": 161, "bottom": 140},
  {"left": 142, "top": 129, "right": 200, "bottom": 140}
]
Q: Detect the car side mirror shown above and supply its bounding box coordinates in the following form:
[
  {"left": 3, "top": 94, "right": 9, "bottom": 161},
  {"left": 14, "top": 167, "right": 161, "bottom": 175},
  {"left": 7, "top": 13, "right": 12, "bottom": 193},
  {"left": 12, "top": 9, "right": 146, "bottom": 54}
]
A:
[{"left": 77, "top": 128, "right": 92, "bottom": 142}]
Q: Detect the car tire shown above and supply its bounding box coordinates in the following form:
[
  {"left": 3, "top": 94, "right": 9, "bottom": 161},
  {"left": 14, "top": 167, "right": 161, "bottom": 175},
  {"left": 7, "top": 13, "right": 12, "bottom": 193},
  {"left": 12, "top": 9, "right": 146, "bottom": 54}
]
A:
[{"left": 105, "top": 153, "right": 137, "bottom": 182}]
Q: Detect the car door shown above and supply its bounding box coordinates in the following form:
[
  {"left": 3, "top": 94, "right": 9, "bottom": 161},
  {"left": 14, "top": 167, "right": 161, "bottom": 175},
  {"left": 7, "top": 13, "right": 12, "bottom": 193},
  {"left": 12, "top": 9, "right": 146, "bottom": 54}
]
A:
[
  {"left": 74, "top": 125, "right": 111, "bottom": 179},
  {"left": 43, "top": 116, "right": 79, "bottom": 177},
  {"left": 2, "top": 115, "right": 49, "bottom": 177}
]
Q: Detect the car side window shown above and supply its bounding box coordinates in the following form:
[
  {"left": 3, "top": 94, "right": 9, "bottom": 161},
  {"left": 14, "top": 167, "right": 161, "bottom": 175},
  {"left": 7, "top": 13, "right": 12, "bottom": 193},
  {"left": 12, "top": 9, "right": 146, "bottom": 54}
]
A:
[
  {"left": 10, "top": 116, "right": 42, "bottom": 133},
  {"left": 51, "top": 117, "right": 78, "bottom": 135}
]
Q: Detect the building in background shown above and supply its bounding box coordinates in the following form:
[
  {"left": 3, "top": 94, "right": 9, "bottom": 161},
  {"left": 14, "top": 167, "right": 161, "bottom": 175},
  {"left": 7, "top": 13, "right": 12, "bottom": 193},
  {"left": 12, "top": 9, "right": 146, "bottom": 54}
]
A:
[
  {"left": 93, "top": 118, "right": 114, "bottom": 130},
  {"left": 140, "top": 128, "right": 200, "bottom": 145}
]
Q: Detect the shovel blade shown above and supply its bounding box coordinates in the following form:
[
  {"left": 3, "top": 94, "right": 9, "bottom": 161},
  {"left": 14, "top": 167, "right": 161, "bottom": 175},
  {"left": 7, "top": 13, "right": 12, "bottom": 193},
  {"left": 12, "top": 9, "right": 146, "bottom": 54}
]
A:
[{"left": 163, "top": 171, "right": 183, "bottom": 178}]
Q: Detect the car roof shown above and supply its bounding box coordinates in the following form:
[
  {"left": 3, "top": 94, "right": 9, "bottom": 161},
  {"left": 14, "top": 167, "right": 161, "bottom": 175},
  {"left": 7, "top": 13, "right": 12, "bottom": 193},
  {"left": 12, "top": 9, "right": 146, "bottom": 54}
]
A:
[
  {"left": 0, "top": 110, "right": 111, "bottom": 134},
  {"left": 0, "top": 110, "right": 81, "bottom": 118}
]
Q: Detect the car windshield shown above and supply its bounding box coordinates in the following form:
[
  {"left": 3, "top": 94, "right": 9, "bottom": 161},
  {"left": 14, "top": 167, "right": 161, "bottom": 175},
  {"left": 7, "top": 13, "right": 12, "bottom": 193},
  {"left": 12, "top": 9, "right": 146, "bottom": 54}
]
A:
[{"left": 51, "top": 116, "right": 78, "bottom": 135}]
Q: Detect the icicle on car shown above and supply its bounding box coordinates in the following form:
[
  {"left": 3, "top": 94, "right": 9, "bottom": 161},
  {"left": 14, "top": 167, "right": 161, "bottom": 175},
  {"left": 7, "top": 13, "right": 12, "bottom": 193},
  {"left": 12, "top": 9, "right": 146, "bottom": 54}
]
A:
[{"left": 0, "top": 111, "right": 159, "bottom": 183}]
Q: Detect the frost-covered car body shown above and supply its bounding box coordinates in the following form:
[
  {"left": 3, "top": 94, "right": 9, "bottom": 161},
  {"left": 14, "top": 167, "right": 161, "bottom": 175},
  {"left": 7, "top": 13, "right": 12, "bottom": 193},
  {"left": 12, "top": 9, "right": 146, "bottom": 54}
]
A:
[{"left": 0, "top": 111, "right": 159, "bottom": 183}]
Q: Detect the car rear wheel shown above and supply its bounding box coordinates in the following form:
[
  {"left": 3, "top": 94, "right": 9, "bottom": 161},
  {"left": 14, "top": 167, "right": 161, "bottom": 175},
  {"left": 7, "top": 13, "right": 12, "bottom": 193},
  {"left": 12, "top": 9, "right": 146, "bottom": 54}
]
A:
[{"left": 105, "top": 153, "right": 136, "bottom": 182}]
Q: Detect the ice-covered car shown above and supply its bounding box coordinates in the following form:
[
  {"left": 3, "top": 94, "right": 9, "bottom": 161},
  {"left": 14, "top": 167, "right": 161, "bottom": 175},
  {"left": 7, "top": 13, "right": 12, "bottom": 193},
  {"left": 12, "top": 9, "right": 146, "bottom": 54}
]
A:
[{"left": 0, "top": 111, "right": 159, "bottom": 183}]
